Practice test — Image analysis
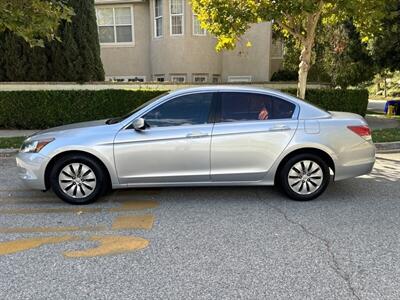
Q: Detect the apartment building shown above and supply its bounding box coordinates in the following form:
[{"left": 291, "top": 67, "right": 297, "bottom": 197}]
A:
[{"left": 94, "top": 0, "right": 283, "bottom": 83}]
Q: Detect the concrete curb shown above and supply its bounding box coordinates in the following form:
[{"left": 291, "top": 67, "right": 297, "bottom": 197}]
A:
[
  {"left": 0, "top": 148, "right": 18, "bottom": 154},
  {"left": 1, "top": 143, "right": 400, "bottom": 155},
  {"left": 375, "top": 142, "right": 400, "bottom": 153}
]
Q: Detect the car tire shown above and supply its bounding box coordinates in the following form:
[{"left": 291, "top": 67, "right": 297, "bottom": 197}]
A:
[
  {"left": 50, "top": 154, "right": 107, "bottom": 205},
  {"left": 278, "top": 153, "right": 330, "bottom": 201}
]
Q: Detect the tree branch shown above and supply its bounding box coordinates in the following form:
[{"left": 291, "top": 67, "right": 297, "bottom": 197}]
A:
[{"left": 275, "top": 19, "right": 305, "bottom": 43}]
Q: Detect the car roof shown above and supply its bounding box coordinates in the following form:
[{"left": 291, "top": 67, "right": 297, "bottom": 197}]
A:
[{"left": 168, "top": 86, "right": 331, "bottom": 120}]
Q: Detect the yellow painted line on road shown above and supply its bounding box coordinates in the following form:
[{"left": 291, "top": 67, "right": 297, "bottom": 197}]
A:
[
  {"left": 110, "top": 200, "right": 159, "bottom": 211},
  {"left": 112, "top": 215, "right": 154, "bottom": 230},
  {"left": 0, "top": 200, "right": 159, "bottom": 215},
  {"left": 0, "top": 225, "right": 107, "bottom": 234},
  {"left": 0, "top": 236, "right": 77, "bottom": 256},
  {"left": 0, "top": 213, "right": 155, "bottom": 233},
  {"left": 63, "top": 236, "right": 149, "bottom": 258}
]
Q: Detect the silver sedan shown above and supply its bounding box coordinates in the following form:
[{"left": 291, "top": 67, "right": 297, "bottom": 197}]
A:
[{"left": 16, "top": 86, "right": 376, "bottom": 204}]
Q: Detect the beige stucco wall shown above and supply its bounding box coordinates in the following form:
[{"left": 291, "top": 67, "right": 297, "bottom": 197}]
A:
[
  {"left": 95, "top": 0, "right": 275, "bottom": 82},
  {"left": 270, "top": 59, "right": 284, "bottom": 78},
  {"left": 97, "top": 1, "right": 151, "bottom": 79},
  {"left": 149, "top": 0, "right": 222, "bottom": 80},
  {"left": 221, "top": 22, "right": 271, "bottom": 82}
]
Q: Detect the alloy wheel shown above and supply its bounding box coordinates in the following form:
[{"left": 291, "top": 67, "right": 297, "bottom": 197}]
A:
[
  {"left": 58, "top": 163, "right": 97, "bottom": 198},
  {"left": 287, "top": 160, "right": 323, "bottom": 195}
]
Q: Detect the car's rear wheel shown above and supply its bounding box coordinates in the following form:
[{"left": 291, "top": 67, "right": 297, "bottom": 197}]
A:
[
  {"left": 50, "top": 154, "right": 107, "bottom": 205},
  {"left": 279, "top": 154, "right": 330, "bottom": 201}
]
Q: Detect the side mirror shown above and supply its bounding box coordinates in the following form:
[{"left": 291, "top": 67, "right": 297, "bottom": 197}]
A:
[{"left": 132, "top": 118, "right": 146, "bottom": 131}]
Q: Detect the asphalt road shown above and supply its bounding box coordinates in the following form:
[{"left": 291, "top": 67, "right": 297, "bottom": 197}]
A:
[
  {"left": 368, "top": 100, "right": 386, "bottom": 113},
  {"left": 0, "top": 153, "right": 399, "bottom": 300}
]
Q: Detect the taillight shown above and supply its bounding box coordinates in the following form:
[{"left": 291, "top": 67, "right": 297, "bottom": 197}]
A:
[{"left": 347, "top": 125, "right": 372, "bottom": 141}]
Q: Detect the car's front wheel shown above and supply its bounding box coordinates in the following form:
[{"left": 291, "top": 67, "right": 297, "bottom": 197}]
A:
[
  {"left": 50, "top": 154, "right": 107, "bottom": 205},
  {"left": 279, "top": 154, "right": 330, "bottom": 201}
]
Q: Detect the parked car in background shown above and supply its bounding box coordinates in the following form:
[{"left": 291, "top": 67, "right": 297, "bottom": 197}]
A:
[{"left": 16, "top": 86, "right": 376, "bottom": 204}]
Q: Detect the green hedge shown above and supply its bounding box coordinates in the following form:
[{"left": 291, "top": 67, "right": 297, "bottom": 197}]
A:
[
  {"left": 0, "top": 90, "right": 166, "bottom": 129},
  {"left": 283, "top": 88, "right": 369, "bottom": 117},
  {"left": 0, "top": 88, "right": 368, "bottom": 129}
]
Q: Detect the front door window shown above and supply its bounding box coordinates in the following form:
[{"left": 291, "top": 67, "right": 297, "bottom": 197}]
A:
[{"left": 144, "top": 93, "right": 213, "bottom": 127}]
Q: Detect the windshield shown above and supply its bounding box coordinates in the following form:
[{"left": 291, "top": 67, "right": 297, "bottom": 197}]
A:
[{"left": 106, "top": 92, "right": 169, "bottom": 124}]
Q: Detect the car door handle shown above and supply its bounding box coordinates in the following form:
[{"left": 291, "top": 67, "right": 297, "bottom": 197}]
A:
[
  {"left": 186, "top": 132, "right": 209, "bottom": 138},
  {"left": 270, "top": 125, "right": 291, "bottom": 132}
]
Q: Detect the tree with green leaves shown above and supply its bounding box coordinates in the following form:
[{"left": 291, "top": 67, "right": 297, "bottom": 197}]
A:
[
  {"left": 0, "top": 0, "right": 74, "bottom": 47},
  {"left": 371, "top": 0, "right": 400, "bottom": 72},
  {"left": 321, "top": 21, "right": 375, "bottom": 88},
  {"left": 0, "top": 0, "right": 104, "bottom": 82},
  {"left": 192, "top": 0, "right": 389, "bottom": 99}
]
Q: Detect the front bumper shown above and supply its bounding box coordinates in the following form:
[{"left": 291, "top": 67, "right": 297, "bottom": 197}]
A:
[{"left": 16, "top": 152, "right": 50, "bottom": 190}]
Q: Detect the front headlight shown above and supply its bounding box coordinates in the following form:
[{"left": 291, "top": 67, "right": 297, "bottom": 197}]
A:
[{"left": 20, "top": 138, "right": 55, "bottom": 153}]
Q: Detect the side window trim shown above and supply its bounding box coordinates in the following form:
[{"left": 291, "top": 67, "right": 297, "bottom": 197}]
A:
[{"left": 214, "top": 91, "right": 299, "bottom": 124}]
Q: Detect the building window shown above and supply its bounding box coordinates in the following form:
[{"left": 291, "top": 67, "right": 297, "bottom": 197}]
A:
[
  {"left": 154, "top": 0, "right": 163, "bottom": 37},
  {"left": 193, "top": 13, "right": 206, "bottom": 36},
  {"left": 271, "top": 39, "right": 284, "bottom": 59},
  {"left": 96, "top": 6, "right": 134, "bottom": 45},
  {"left": 107, "top": 76, "right": 146, "bottom": 82},
  {"left": 228, "top": 76, "right": 252, "bottom": 83},
  {"left": 170, "top": 0, "right": 184, "bottom": 35},
  {"left": 212, "top": 75, "right": 221, "bottom": 83},
  {"left": 193, "top": 74, "right": 208, "bottom": 83},
  {"left": 171, "top": 75, "right": 186, "bottom": 83},
  {"left": 154, "top": 75, "right": 165, "bottom": 82}
]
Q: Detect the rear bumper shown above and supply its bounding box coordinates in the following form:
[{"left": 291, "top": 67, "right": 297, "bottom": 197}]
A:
[
  {"left": 334, "top": 141, "right": 376, "bottom": 181},
  {"left": 16, "top": 152, "right": 49, "bottom": 190}
]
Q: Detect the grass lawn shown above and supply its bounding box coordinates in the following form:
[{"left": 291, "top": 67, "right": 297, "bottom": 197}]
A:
[
  {"left": 0, "top": 130, "right": 399, "bottom": 149},
  {"left": 372, "top": 128, "right": 400, "bottom": 143},
  {"left": 0, "top": 136, "right": 25, "bottom": 149}
]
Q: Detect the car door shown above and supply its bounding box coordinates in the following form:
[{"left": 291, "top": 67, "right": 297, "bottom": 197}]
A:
[
  {"left": 210, "top": 92, "right": 299, "bottom": 182},
  {"left": 114, "top": 92, "right": 215, "bottom": 184}
]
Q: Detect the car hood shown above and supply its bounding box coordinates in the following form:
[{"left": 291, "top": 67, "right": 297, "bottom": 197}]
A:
[{"left": 30, "top": 119, "right": 109, "bottom": 138}]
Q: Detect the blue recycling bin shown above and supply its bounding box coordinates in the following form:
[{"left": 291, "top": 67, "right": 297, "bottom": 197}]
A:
[{"left": 384, "top": 100, "right": 400, "bottom": 115}]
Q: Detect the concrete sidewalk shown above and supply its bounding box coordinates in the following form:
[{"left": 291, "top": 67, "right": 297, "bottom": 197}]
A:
[
  {"left": 365, "top": 115, "right": 400, "bottom": 130},
  {"left": 0, "top": 130, "right": 38, "bottom": 138}
]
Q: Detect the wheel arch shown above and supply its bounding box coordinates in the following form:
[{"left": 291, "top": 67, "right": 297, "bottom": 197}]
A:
[
  {"left": 44, "top": 150, "right": 112, "bottom": 191},
  {"left": 274, "top": 147, "right": 336, "bottom": 185}
]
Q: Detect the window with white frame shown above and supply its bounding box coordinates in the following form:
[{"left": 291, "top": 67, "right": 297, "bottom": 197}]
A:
[
  {"left": 96, "top": 6, "right": 134, "bottom": 45},
  {"left": 170, "top": 0, "right": 184, "bottom": 35},
  {"left": 271, "top": 39, "right": 284, "bottom": 59},
  {"left": 171, "top": 75, "right": 186, "bottom": 83},
  {"left": 227, "top": 76, "right": 252, "bottom": 83},
  {"left": 212, "top": 75, "right": 221, "bottom": 83},
  {"left": 154, "top": 0, "right": 163, "bottom": 37},
  {"left": 107, "top": 76, "right": 146, "bottom": 82},
  {"left": 154, "top": 75, "right": 165, "bottom": 82},
  {"left": 193, "top": 74, "right": 208, "bottom": 83},
  {"left": 193, "top": 13, "right": 206, "bottom": 35}
]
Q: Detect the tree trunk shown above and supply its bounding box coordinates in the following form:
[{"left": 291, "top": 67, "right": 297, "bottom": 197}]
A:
[
  {"left": 384, "top": 76, "right": 387, "bottom": 98},
  {"left": 297, "top": 42, "right": 312, "bottom": 99}
]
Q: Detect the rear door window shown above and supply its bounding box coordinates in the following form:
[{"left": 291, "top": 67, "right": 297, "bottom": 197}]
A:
[{"left": 219, "top": 92, "right": 296, "bottom": 122}]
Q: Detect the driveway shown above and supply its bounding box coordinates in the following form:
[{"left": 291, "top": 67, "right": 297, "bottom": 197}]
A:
[{"left": 0, "top": 153, "right": 399, "bottom": 299}]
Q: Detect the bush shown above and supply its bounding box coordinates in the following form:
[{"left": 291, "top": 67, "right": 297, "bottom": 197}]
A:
[
  {"left": 270, "top": 70, "right": 298, "bottom": 81},
  {"left": 283, "top": 88, "right": 369, "bottom": 116},
  {"left": 0, "top": 90, "right": 166, "bottom": 129},
  {"left": 0, "top": 88, "right": 369, "bottom": 129}
]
